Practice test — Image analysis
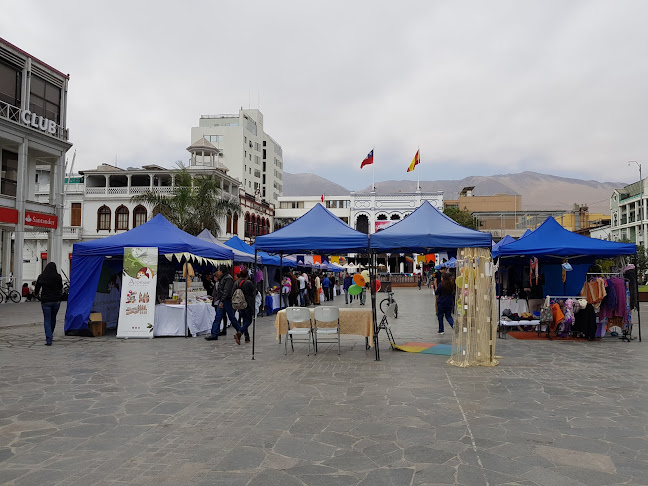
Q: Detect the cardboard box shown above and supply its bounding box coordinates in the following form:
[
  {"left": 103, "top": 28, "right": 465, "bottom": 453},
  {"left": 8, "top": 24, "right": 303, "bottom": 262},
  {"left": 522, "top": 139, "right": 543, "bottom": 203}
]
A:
[
  {"left": 89, "top": 312, "right": 102, "bottom": 322},
  {"left": 88, "top": 320, "right": 106, "bottom": 337}
]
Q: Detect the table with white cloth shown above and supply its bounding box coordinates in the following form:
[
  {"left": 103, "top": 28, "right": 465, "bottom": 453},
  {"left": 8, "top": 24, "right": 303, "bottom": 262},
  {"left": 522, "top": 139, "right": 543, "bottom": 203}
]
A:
[
  {"left": 154, "top": 303, "right": 215, "bottom": 337},
  {"left": 274, "top": 308, "right": 374, "bottom": 346},
  {"left": 498, "top": 297, "right": 529, "bottom": 316}
]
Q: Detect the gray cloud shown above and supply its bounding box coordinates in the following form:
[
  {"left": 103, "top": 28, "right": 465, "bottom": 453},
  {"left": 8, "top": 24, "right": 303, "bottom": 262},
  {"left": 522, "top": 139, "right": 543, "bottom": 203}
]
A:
[{"left": 2, "top": 0, "right": 646, "bottom": 188}]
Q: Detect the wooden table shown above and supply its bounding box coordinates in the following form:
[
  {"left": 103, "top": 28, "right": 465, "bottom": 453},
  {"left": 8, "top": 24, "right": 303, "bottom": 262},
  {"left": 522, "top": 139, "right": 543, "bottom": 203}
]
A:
[{"left": 274, "top": 308, "right": 374, "bottom": 347}]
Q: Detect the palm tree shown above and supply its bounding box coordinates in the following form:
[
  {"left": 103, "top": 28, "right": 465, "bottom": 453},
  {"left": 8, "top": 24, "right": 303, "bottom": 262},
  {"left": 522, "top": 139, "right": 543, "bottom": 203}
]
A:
[{"left": 131, "top": 162, "right": 240, "bottom": 236}]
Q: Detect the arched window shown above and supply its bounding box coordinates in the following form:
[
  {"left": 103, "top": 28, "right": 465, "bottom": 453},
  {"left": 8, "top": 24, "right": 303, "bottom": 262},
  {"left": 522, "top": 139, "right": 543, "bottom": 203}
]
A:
[
  {"left": 245, "top": 213, "right": 250, "bottom": 237},
  {"left": 233, "top": 213, "right": 239, "bottom": 234},
  {"left": 376, "top": 214, "right": 388, "bottom": 220},
  {"left": 133, "top": 205, "right": 147, "bottom": 228},
  {"left": 226, "top": 211, "right": 232, "bottom": 234},
  {"left": 115, "top": 205, "right": 129, "bottom": 231},
  {"left": 356, "top": 214, "right": 369, "bottom": 234},
  {"left": 390, "top": 213, "right": 401, "bottom": 220},
  {"left": 97, "top": 205, "right": 111, "bottom": 231},
  {"left": 252, "top": 215, "right": 258, "bottom": 237}
]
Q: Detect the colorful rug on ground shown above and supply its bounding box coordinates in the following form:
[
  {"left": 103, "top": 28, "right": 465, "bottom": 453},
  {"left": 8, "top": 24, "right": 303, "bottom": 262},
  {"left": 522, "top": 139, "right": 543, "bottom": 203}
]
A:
[
  {"left": 507, "top": 331, "right": 597, "bottom": 341},
  {"left": 393, "top": 342, "right": 452, "bottom": 355}
]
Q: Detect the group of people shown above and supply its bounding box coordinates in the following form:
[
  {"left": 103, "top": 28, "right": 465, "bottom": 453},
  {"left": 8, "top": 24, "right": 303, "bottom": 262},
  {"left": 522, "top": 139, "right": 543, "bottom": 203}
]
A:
[
  {"left": 281, "top": 271, "right": 341, "bottom": 308},
  {"left": 204, "top": 265, "right": 256, "bottom": 345}
]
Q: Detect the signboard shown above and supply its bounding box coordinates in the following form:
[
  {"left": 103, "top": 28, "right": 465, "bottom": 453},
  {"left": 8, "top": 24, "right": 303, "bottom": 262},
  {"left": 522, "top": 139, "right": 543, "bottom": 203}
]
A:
[
  {"left": 375, "top": 220, "right": 396, "bottom": 232},
  {"left": 24, "top": 211, "right": 58, "bottom": 229},
  {"left": 20, "top": 109, "right": 58, "bottom": 135},
  {"left": 0, "top": 207, "right": 19, "bottom": 224},
  {"left": 116, "top": 247, "right": 158, "bottom": 338},
  {"left": 40, "top": 252, "right": 47, "bottom": 259}
]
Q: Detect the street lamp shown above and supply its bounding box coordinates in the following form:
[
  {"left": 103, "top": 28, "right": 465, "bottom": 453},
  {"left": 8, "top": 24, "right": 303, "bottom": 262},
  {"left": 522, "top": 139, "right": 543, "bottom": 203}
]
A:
[
  {"left": 629, "top": 160, "right": 642, "bottom": 183},
  {"left": 629, "top": 161, "right": 644, "bottom": 246}
]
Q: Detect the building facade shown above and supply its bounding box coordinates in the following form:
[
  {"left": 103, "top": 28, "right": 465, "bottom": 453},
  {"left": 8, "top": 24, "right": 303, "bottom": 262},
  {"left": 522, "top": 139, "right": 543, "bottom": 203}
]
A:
[
  {"left": 190, "top": 109, "right": 284, "bottom": 204},
  {"left": 0, "top": 38, "right": 72, "bottom": 287},
  {"left": 610, "top": 179, "right": 646, "bottom": 245}
]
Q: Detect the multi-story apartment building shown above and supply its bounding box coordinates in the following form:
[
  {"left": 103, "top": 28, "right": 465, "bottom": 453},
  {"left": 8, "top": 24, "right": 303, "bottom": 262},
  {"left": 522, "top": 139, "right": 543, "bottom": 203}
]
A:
[
  {"left": 610, "top": 179, "right": 646, "bottom": 245},
  {"left": 190, "top": 109, "right": 283, "bottom": 204},
  {"left": 0, "top": 37, "right": 72, "bottom": 287}
]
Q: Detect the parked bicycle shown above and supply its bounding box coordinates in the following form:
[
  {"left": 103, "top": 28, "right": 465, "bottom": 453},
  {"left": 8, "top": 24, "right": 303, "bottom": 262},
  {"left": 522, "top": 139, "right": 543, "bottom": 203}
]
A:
[
  {"left": 0, "top": 284, "right": 21, "bottom": 303},
  {"left": 379, "top": 290, "right": 398, "bottom": 318}
]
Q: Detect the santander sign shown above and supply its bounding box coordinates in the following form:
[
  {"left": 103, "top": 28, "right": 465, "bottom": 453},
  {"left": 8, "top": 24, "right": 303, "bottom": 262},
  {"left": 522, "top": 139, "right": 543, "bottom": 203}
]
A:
[{"left": 24, "top": 210, "right": 57, "bottom": 229}]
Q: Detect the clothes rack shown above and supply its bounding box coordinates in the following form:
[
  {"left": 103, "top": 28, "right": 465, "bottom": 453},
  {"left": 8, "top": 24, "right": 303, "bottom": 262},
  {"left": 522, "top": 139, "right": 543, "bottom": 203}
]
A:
[{"left": 542, "top": 296, "right": 582, "bottom": 340}]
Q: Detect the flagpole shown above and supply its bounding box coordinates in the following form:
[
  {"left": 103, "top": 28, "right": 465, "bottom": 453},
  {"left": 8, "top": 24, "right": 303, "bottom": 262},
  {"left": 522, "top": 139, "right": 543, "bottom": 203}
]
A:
[
  {"left": 417, "top": 147, "right": 420, "bottom": 191},
  {"left": 372, "top": 150, "right": 375, "bottom": 191}
]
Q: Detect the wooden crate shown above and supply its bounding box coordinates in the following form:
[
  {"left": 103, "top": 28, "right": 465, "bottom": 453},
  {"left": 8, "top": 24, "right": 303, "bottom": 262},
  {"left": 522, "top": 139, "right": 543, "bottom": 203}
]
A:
[{"left": 88, "top": 321, "right": 106, "bottom": 337}]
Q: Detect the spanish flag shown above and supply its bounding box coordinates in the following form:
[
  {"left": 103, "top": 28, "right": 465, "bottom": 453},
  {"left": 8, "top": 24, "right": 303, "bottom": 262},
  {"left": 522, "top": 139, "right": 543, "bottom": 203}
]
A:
[{"left": 407, "top": 150, "right": 420, "bottom": 172}]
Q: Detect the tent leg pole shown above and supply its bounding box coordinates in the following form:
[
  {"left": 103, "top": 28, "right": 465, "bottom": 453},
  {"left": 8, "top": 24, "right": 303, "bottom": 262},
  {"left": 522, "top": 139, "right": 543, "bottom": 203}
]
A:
[
  {"left": 185, "top": 268, "right": 189, "bottom": 338},
  {"left": 370, "top": 251, "right": 379, "bottom": 361},
  {"left": 252, "top": 250, "right": 258, "bottom": 359},
  {"left": 636, "top": 252, "right": 642, "bottom": 342}
]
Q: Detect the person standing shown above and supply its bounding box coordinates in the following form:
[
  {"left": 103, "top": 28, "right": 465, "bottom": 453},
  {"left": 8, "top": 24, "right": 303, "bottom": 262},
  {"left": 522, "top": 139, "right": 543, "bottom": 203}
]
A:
[
  {"left": 343, "top": 273, "right": 353, "bottom": 304},
  {"left": 314, "top": 272, "right": 321, "bottom": 305},
  {"left": 322, "top": 274, "right": 330, "bottom": 301},
  {"left": 35, "top": 262, "right": 63, "bottom": 346},
  {"left": 289, "top": 272, "right": 299, "bottom": 307},
  {"left": 297, "top": 273, "right": 307, "bottom": 306},
  {"left": 233, "top": 269, "right": 256, "bottom": 344},
  {"left": 205, "top": 265, "right": 238, "bottom": 341},
  {"left": 418, "top": 273, "right": 423, "bottom": 290},
  {"left": 436, "top": 272, "right": 455, "bottom": 334},
  {"left": 281, "top": 274, "right": 291, "bottom": 308}
]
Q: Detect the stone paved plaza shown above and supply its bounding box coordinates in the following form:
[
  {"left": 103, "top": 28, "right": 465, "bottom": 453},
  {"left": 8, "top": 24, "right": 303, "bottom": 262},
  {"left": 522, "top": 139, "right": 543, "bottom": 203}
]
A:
[{"left": 0, "top": 288, "right": 647, "bottom": 486}]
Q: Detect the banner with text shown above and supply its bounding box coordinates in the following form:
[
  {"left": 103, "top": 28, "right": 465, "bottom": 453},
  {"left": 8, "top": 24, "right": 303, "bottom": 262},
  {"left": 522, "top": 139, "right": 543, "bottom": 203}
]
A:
[{"left": 116, "top": 247, "right": 158, "bottom": 338}]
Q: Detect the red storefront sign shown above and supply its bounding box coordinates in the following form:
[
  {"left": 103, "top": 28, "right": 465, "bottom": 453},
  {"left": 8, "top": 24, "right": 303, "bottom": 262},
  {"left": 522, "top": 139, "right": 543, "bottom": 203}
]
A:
[
  {"left": 41, "top": 252, "right": 48, "bottom": 259},
  {"left": 24, "top": 210, "right": 58, "bottom": 229},
  {"left": 0, "top": 207, "right": 19, "bottom": 224}
]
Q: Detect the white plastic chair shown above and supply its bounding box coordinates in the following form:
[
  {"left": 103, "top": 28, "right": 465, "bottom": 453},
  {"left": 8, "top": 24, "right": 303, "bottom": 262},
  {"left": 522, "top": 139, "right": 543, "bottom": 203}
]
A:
[
  {"left": 314, "top": 306, "right": 341, "bottom": 355},
  {"left": 285, "top": 307, "right": 315, "bottom": 355}
]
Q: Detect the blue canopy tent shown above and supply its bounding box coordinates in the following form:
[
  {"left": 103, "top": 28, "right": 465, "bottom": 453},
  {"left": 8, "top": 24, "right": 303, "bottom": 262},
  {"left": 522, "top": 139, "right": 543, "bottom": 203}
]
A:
[
  {"left": 64, "top": 214, "right": 234, "bottom": 335},
  {"left": 253, "top": 203, "right": 371, "bottom": 358},
  {"left": 225, "top": 236, "right": 283, "bottom": 266},
  {"left": 495, "top": 217, "right": 640, "bottom": 340},
  {"left": 491, "top": 235, "right": 515, "bottom": 257},
  {"left": 370, "top": 201, "right": 492, "bottom": 252},
  {"left": 198, "top": 230, "right": 255, "bottom": 263}
]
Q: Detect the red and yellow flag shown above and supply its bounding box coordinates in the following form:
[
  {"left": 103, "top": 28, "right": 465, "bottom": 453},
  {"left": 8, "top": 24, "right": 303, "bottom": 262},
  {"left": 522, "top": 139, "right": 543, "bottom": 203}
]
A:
[{"left": 407, "top": 150, "right": 420, "bottom": 172}]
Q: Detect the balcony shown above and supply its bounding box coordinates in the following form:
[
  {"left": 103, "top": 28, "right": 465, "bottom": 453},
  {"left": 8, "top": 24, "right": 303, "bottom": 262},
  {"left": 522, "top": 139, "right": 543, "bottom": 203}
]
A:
[
  {"left": 0, "top": 99, "right": 69, "bottom": 142},
  {"left": 25, "top": 226, "right": 81, "bottom": 239},
  {"left": 85, "top": 186, "right": 175, "bottom": 196}
]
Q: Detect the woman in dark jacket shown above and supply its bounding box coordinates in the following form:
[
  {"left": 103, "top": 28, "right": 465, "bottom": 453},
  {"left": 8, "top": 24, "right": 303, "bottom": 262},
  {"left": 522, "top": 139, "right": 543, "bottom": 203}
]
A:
[
  {"left": 233, "top": 269, "right": 256, "bottom": 345},
  {"left": 35, "top": 262, "right": 63, "bottom": 346},
  {"left": 435, "top": 272, "right": 455, "bottom": 334}
]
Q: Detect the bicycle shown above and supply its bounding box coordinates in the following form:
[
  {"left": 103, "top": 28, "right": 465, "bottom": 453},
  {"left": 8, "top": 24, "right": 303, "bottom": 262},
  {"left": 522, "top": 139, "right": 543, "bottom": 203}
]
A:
[
  {"left": 0, "top": 284, "right": 21, "bottom": 303},
  {"left": 379, "top": 290, "right": 398, "bottom": 318}
]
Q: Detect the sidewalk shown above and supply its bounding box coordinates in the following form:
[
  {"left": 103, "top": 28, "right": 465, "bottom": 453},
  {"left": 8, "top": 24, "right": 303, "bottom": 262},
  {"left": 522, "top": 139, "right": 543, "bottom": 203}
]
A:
[{"left": 0, "top": 300, "right": 68, "bottom": 328}]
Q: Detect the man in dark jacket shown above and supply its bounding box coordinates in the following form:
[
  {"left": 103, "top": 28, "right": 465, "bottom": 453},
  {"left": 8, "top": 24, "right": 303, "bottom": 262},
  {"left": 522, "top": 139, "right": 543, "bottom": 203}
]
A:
[
  {"left": 232, "top": 268, "right": 256, "bottom": 344},
  {"left": 206, "top": 265, "right": 238, "bottom": 341},
  {"left": 343, "top": 273, "right": 353, "bottom": 304},
  {"left": 35, "top": 262, "right": 63, "bottom": 346}
]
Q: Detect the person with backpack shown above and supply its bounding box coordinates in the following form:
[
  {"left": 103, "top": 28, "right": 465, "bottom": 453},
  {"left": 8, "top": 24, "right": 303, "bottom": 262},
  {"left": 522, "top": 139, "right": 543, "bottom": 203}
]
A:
[
  {"left": 232, "top": 268, "right": 256, "bottom": 344},
  {"left": 205, "top": 265, "right": 238, "bottom": 341}
]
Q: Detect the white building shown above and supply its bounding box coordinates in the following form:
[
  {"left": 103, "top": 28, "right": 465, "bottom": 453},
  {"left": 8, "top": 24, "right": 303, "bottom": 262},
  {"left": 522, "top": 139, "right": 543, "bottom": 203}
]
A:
[
  {"left": 610, "top": 179, "right": 647, "bottom": 245},
  {"left": 0, "top": 38, "right": 72, "bottom": 288},
  {"left": 190, "top": 109, "right": 284, "bottom": 204}
]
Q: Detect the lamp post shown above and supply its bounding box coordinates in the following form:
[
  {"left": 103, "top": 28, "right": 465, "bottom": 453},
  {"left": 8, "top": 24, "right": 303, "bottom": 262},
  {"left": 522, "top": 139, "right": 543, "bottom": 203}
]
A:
[{"left": 628, "top": 161, "right": 643, "bottom": 245}]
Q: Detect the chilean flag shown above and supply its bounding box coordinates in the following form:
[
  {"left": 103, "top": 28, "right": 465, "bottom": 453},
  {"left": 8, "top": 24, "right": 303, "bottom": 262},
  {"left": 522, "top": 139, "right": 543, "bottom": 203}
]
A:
[{"left": 360, "top": 149, "right": 374, "bottom": 169}]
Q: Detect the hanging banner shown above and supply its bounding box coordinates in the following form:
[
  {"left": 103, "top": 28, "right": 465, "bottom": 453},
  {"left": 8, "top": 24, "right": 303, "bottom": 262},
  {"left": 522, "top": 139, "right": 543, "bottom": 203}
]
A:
[
  {"left": 116, "top": 247, "right": 158, "bottom": 338},
  {"left": 375, "top": 220, "right": 396, "bottom": 232}
]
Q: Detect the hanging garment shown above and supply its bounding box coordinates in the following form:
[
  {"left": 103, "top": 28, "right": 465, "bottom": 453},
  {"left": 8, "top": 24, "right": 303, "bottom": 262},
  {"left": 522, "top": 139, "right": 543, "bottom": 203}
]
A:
[
  {"left": 562, "top": 299, "right": 575, "bottom": 334},
  {"left": 599, "top": 279, "right": 617, "bottom": 319},
  {"left": 581, "top": 278, "right": 607, "bottom": 312},
  {"left": 530, "top": 257, "right": 539, "bottom": 286},
  {"left": 624, "top": 268, "right": 638, "bottom": 311},
  {"left": 574, "top": 303, "right": 597, "bottom": 340},
  {"left": 550, "top": 302, "right": 565, "bottom": 332}
]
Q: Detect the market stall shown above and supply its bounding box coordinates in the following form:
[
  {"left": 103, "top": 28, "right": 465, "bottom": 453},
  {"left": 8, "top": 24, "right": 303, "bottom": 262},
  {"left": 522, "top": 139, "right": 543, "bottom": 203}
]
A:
[
  {"left": 64, "top": 215, "right": 233, "bottom": 336},
  {"left": 371, "top": 201, "right": 495, "bottom": 366},
  {"left": 495, "top": 217, "right": 639, "bottom": 341}
]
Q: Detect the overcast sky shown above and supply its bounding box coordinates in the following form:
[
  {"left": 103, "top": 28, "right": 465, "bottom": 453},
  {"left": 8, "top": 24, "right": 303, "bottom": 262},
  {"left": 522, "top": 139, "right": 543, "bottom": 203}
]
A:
[{"left": 2, "top": 1, "right": 647, "bottom": 190}]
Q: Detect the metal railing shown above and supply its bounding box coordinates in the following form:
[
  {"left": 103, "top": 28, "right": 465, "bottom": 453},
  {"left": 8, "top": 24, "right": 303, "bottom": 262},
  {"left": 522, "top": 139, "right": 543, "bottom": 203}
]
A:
[
  {"left": 85, "top": 186, "right": 174, "bottom": 196},
  {"left": 0, "top": 99, "right": 69, "bottom": 141}
]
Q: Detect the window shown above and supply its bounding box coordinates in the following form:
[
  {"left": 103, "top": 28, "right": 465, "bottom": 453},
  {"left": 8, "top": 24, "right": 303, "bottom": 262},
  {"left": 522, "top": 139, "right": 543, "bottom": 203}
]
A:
[
  {"left": 30, "top": 76, "right": 61, "bottom": 123},
  {"left": 97, "top": 205, "right": 111, "bottom": 231},
  {"left": 226, "top": 211, "right": 232, "bottom": 233},
  {"left": 133, "top": 205, "right": 147, "bottom": 227},
  {"left": 0, "top": 60, "right": 21, "bottom": 107},
  {"left": 1, "top": 150, "right": 18, "bottom": 197},
  {"left": 71, "top": 203, "right": 82, "bottom": 227},
  {"left": 115, "top": 205, "right": 129, "bottom": 230},
  {"left": 244, "top": 213, "right": 251, "bottom": 237},
  {"left": 233, "top": 213, "right": 239, "bottom": 234}
]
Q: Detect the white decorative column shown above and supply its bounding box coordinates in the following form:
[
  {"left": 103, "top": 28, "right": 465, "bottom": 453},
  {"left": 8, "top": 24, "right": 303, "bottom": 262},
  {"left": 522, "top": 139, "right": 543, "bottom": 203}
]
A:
[
  {"left": 14, "top": 138, "right": 28, "bottom": 287},
  {"left": 49, "top": 155, "right": 65, "bottom": 270}
]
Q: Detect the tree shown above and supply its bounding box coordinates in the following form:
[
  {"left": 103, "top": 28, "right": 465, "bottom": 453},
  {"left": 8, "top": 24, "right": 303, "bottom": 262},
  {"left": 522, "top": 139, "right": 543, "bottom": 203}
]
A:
[
  {"left": 131, "top": 163, "right": 240, "bottom": 236},
  {"left": 443, "top": 206, "right": 479, "bottom": 230}
]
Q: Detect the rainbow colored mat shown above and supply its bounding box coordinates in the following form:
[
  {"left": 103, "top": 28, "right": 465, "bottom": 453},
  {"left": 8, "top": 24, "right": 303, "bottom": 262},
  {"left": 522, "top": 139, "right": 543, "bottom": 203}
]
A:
[{"left": 393, "top": 342, "right": 452, "bottom": 355}]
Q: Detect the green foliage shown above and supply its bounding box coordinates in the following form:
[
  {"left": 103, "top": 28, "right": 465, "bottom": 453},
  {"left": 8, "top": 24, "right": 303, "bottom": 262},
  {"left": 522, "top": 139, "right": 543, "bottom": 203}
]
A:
[
  {"left": 131, "top": 162, "right": 240, "bottom": 236},
  {"left": 443, "top": 206, "right": 479, "bottom": 230}
]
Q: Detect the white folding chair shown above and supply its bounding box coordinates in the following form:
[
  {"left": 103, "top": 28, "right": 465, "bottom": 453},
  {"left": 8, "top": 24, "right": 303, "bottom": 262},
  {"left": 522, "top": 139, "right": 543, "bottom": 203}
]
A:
[
  {"left": 314, "top": 306, "right": 341, "bottom": 355},
  {"left": 378, "top": 303, "right": 397, "bottom": 349},
  {"left": 285, "top": 307, "right": 315, "bottom": 355}
]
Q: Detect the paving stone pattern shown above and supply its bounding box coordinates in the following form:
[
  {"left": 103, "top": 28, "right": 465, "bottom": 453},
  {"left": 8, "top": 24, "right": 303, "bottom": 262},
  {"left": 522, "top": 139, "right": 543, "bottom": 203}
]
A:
[{"left": 0, "top": 288, "right": 647, "bottom": 485}]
